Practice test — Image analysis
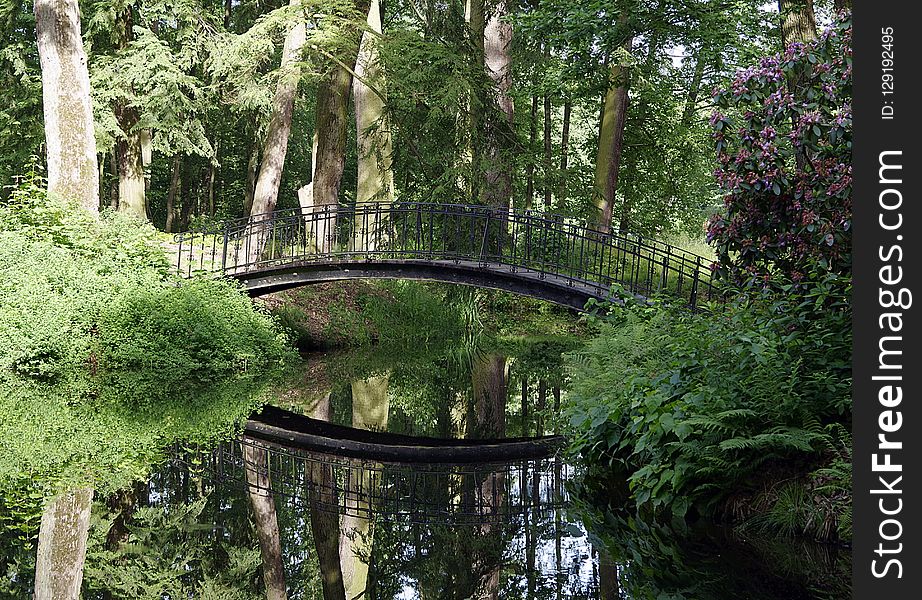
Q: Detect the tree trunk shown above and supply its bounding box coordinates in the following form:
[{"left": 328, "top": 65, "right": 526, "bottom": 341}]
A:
[
  {"left": 244, "top": 139, "right": 260, "bottom": 217},
  {"left": 524, "top": 95, "right": 538, "bottom": 210},
  {"left": 482, "top": 0, "right": 513, "bottom": 209},
  {"left": 465, "top": 0, "right": 485, "bottom": 204},
  {"left": 560, "top": 100, "right": 571, "bottom": 171},
  {"left": 179, "top": 159, "right": 194, "bottom": 231},
  {"left": 471, "top": 354, "right": 507, "bottom": 440},
  {"left": 250, "top": 0, "right": 306, "bottom": 219},
  {"left": 353, "top": 0, "right": 394, "bottom": 251},
  {"left": 308, "top": 393, "right": 347, "bottom": 600},
  {"left": 243, "top": 443, "right": 288, "bottom": 600},
  {"left": 34, "top": 488, "right": 94, "bottom": 600},
  {"left": 536, "top": 379, "right": 546, "bottom": 436},
  {"left": 34, "top": 0, "right": 99, "bottom": 214},
  {"left": 312, "top": 0, "right": 370, "bottom": 253},
  {"left": 681, "top": 53, "right": 706, "bottom": 126},
  {"left": 108, "top": 149, "right": 119, "bottom": 210},
  {"left": 778, "top": 0, "right": 817, "bottom": 46},
  {"left": 591, "top": 36, "right": 632, "bottom": 234},
  {"left": 165, "top": 156, "right": 180, "bottom": 233},
  {"left": 542, "top": 93, "right": 552, "bottom": 210},
  {"left": 116, "top": 107, "right": 147, "bottom": 220},
  {"left": 340, "top": 374, "right": 390, "bottom": 599},
  {"left": 113, "top": 8, "right": 147, "bottom": 220},
  {"left": 207, "top": 159, "right": 216, "bottom": 217}
]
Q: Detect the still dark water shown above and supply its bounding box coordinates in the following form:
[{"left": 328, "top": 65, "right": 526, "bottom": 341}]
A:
[{"left": 6, "top": 345, "right": 849, "bottom": 599}]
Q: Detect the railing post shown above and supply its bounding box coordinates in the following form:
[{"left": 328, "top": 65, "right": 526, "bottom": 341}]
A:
[
  {"left": 221, "top": 227, "right": 228, "bottom": 274},
  {"left": 690, "top": 256, "right": 701, "bottom": 309},
  {"left": 176, "top": 236, "right": 183, "bottom": 276}
]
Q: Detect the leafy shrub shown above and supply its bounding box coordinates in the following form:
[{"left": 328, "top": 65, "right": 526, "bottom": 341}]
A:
[
  {"left": 707, "top": 15, "right": 852, "bottom": 287},
  {"left": 564, "top": 290, "right": 850, "bottom": 523},
  {"left": 0, "top": 174, "right": 293, "bottom": 499}
]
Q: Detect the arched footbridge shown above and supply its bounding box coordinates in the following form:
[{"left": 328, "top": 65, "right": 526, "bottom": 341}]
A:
[{"left": 172, "top": 202, "right": 721, "bottom": 311}]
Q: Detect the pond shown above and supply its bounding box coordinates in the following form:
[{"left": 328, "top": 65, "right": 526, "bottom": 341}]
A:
[{"left": 48, "top": 340, "right": 846, "bottom": 600}]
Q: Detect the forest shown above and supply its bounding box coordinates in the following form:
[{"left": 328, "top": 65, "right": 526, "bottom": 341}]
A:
[{"left": 1, "top": 0, "right": 852, "bottom": 598}]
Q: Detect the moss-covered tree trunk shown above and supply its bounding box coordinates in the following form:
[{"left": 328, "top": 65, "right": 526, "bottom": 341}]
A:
[
  {"left": 591, "top": 35, "right": 632, "bottom": 234},
  {"left": 243, "top": 443, "right": 288, "bottom": 600},
  {"left": 778, "top": 0, "right": 817, "bottom": 46},
  {"left": 353, "top": 0, "right": 394, "bottom": 251},
  {"left": 33, "top": 488, "right": 94, "bottom": 600},
  {"left": 113, "top": 8, "right": 148, "bottom": 220},
  {"left": 115, "top": 106, "right": 147, "bottom": 220},
  {"left": 34, "top": 0, "right": 99, "bottom": 214},
  {"left": 312, "top": 0, "right": 369, "bottom": 254},
  {"left": 250, "top": 0, "right": 306, "bottom": 217},
  {"left": 482, "top": 0, "right": 513, "bottom": 210},
  {"left": 340, "top": 373, "right": 390, "bottom": 599}
]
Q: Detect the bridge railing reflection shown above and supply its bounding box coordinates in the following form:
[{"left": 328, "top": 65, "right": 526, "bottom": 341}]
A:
[{"left": 201, "top": 436, "right": 570, "bottom": 525}]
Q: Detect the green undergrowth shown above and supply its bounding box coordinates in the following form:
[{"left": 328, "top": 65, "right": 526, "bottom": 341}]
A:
[
  {"left": 0, "top": 176, "right": 294, "bottom": 527},
  {"left": 269, "top": 278, "right": 585, "bottom": 353},
  {"left": 564, "top": 284, "right": 852, "bottom": 543}
]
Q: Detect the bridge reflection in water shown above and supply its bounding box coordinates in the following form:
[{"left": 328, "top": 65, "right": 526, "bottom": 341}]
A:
[
  {"left": 173, "top": 202, "right": 721, "bottom": 310},
  {"left": 197, "top": 404, "right": 570, "bottom": 525},
  {"left": 211, "top": 436, "right": 569, "bottom": 525}
]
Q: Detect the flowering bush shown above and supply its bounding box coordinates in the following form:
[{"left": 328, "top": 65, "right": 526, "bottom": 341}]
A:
[{"left": 707, "top": 14, "right": 852, "bottom": 288}]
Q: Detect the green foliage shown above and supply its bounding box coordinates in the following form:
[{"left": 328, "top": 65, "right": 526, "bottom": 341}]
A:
[
  {"left": 0, "top": 176, "right": 293, "bottom": 502},
  {"left": 565, "top": 291, "right": 851, "bottom": 528},
  {"left": 83, "top": 496, "right": 263, "bottom": 600}
]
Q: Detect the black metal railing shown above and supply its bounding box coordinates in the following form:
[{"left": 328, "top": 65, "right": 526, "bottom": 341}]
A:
[
  {"left": 172, "top": 202, "right": 722, "bottom": 310},
  {"left": 192, "top": 436, "right": 569, "bottom": 525}
]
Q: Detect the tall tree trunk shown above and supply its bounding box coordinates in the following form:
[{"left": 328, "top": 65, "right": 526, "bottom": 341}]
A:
[
  {"left": 243, "top": 443, "right": 288, "bottom": 600},
  {"left": 116, "top": 108, "right": 147, "bottom": 219},
  {"left": 340, "top": 374, "right": 390, "bottom": 599},
  {"left": 311, "top": 0, "right": 370, "bottom": 254},
  {"left": 524, "top": 95, "right": 538, "bottom": 210},
  {"left": 559, "top": 100, "right": 571, "bottom": 171},
  {"left": 207, "top": 160, "right": 216, "bottom": 216},
  {"left": 34, "top": 0, "right": 99, "bottom": 214},
  {"left": 108, "top": 149, "right": 119, "bottom": 210},
  {"left": 113, "top": 9, "right": 148, "bottom": 220},
  {"left": 681, "top": 53, "right": 706, "bottom": 126},
  {"left": 34, "top": 488, "right": 94, "bottom": 600},
  {"left": 542, "top": 93, "right": 552, "bottom": 210},
  {"left": 244, "top": 139, "right": 260, "bottom": 217},
  {"left": 179, "top": 159, "right": 194, "bottom": 231},
  {"left": 465, "top": 0, "right": 485, "bottom": 204},
  {"left": 591, "top": 35, "right": 632, "bottom": 234},
  {"left": 481, "top": 0, "right": 513, "bottom": 209},
  {"left": 224, "top": 0, "right": 232, "bottom": 29},
  {"left": 778, "top": 0, "right": 817, "bottom": 46},
  {"left": 165, "top": 156, "right": 180, "bottom": 233},
  {"left": 353, "top": 0, "right": 394, "bottom": 251},
  {"left": 308, "top": 393, "right": 347, "bottom": 600},
  {"left": 250, "top": 0, "right": 307, "bottom": 219}
]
